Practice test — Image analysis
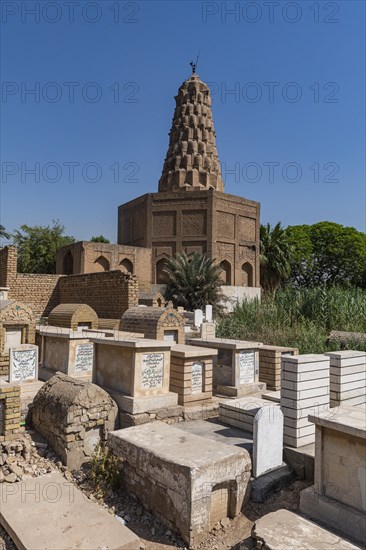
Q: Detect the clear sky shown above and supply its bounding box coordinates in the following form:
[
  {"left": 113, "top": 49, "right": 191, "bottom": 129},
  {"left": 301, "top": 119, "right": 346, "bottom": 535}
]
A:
[{"left": 1, "top": 0, "right": 365, "bottom": 244}]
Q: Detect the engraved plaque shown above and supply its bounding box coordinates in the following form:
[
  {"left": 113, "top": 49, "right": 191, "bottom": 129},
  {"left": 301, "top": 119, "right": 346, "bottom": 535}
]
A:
[
  {"left": 141, "top": 353, "right": 164, "bottom": 389},
  {"left": 75, "top": 343, "right": 94, "bottom": 373},
  {"left": 239, "top": 350, "right": 255, "bottom": 385},
  {"left": 9, "top": 345, "right": 38, "bottom": 382},
  {"left": 191, "top": 362, "right": 204, "bottom": 394}
]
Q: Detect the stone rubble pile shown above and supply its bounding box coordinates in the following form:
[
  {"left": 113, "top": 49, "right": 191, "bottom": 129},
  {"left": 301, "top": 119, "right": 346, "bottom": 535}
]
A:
[{"left": 0, "top": 431, "right": 58, "bottom": 483}]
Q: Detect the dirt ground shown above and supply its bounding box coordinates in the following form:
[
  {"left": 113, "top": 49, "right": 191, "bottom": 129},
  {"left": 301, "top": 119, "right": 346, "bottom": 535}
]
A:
[{"left": 0, "top": 429, "right": 311, "bottom": 550}]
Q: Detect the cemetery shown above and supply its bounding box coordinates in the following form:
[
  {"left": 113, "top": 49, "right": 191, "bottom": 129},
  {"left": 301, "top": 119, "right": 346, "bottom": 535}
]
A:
[{"left": 0, "top": 67, "right": 365, "bottom": 550}]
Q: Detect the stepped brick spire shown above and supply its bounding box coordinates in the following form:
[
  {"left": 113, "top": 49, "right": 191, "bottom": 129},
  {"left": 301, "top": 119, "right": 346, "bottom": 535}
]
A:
[{"left": 158, "top": 73, "right": 225, "bottom": 193}]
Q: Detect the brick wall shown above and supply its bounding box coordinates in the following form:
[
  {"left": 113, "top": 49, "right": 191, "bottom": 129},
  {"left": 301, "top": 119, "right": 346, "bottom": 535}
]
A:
[
  {"left": 1, "top": 246, "right": 139, "bottom": 320},
  {"left": 0, "top": 385, "right": 21, "bottom": 441},
  {"left": 10, "top": 274, "right": 62, "bottom": 317},
  {"left": 1, "top": 246, "right": 61, "bottom": 318},
  {"left": 0, "top": 246, "right": 17, "bottom": 288},
  {"left": 59, "top": 270, "right": 139, "bottom": 319}
]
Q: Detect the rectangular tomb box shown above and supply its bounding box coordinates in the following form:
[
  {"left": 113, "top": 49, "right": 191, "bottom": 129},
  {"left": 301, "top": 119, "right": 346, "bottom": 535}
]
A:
[
  {"left": 91, "top": 337, "right": 177, "bottom": 414},
  {"left": 170, "top": 344, "right": 217, "bottom": 406},
  {"left": 258, "top": 345, "right": 299, "bottom": 391},
  {"left": 300, "top": 406, "right": 366, "bottom": 546},
  {"left": 187, "top": 338, "right": 263, "bottom": 397},
  {"left": 37, "top": 327, "right": 95, "bottom": 382},
  {"left": 281, "top": 354, "right": 330, "bottom": 448},
  {"left": 9, "top": 344, "right": 38, "bottom": 383},
  {"left": 108, "top": 422, "right": 251, "bottom": 547},
  {"left": 325, "top": 350, "right": 366, "bottom": 407}
]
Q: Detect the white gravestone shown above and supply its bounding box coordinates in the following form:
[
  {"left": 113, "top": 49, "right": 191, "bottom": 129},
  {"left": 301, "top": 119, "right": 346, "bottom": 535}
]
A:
[
  {"left": 205, "top": 305, "right": 213, "bottom": 322},
  {"left": 239, "top": 351, "right": 255, "bottom": 385},
  {"left": 253, "top": 405, "right": 284, "bottom": 478},
  {"left": 75, "top": 343, "right": 94, "bottom": 373},
  {"left": 9, "top": 344, "right": 38, "bottom": 383},
  {"left": 141, "top": 353, "right": 164, "bottom": 389},
  {"left": 191, "top": 362, "right": 204, "bottom": 394},
  {"left": 194, "top": 309, "right": 203, "bottom": 328}
]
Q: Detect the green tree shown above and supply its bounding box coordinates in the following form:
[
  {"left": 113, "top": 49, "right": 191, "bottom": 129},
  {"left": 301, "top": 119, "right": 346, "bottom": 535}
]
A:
[
  {"left": 13, "top": 220, "right": 75, "bottom": 274},
  {"left": 0, "top": 225, "right": 10, "bottom": 240},
  {"left": 90, "top": 235, "right": 110, "bottom": 243},
  {"left": 260, "top": 222, "right": 292, "bottom": 295},
  {"left": 286, "top": 222, "right": 366, "bottom": 288},
  {"left": 164, "top": 252, "right": 225, "bottom": 312}
]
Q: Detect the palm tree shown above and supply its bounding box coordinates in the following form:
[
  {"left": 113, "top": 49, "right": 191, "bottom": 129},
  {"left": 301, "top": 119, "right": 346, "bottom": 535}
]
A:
[
  {"left": 260, "top": 222, "right": 292, "bottom": 295},
  {"left": 164, "top": 252, "right": 225, "bottom": 312},
  {"left": 0, "top": 225, "right": 10, "bottom": 240}
]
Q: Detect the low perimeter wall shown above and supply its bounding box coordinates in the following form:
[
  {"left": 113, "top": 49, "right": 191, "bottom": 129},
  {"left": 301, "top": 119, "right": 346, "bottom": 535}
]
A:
[{"left": 220, "top": 286, "right": 261, "bottom": 312}]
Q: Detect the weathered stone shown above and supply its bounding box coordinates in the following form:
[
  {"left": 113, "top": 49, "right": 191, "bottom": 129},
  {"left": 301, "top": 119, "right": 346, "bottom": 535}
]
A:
[
  {"left": 109, "top": 421, "right": 251, "bottom": 547},
  {"left": 4, "top": 472, "right": 17, "bottom": 483},
  {"left": 32, "top": 373, "right": 118, "bottom": 470}
]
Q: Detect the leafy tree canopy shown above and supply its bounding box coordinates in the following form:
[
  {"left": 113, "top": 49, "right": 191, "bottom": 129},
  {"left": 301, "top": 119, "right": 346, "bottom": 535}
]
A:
[
  {"left": 13, "top": 220, "right": 75, "bottom": 274},
  {"left": 164, "top": 252, "right": 225, "bottom": 312},
  {"left": 90, "top": 235, "right": 110, "bottom": 243},
  {"left": 285, "top": 222, "right": 366, "bottom": 288},
  {"left": 260, "top": 222, "right": 292, "bottom": 295}
]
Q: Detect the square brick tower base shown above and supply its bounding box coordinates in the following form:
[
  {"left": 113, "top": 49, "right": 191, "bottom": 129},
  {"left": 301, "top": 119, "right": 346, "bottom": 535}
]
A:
[{"left": 118, "top": 189, "right": 260, "bottom": 286}]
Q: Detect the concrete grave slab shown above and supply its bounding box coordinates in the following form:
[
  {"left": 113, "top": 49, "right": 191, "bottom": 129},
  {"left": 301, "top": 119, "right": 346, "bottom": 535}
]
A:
[
  {"left": 0, "top": 471, "right": 140, "bottom": 550},
  {"left": 252, "top": 509, "right": 360, "bottom": 550}
]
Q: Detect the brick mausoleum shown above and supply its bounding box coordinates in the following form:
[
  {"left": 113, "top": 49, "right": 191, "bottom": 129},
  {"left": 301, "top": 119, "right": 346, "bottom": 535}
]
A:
[
  {"left": 0, "top": 70, "right": 261, "bottom": 322},
  {"left": 57, "top": 71, "right": 261, "bottom": 297}
]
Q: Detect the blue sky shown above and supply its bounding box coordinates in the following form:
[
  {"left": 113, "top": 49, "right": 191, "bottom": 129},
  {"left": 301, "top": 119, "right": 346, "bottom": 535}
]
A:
[{"left": 1, "top": 0, "right": 365, "bottom": 243}]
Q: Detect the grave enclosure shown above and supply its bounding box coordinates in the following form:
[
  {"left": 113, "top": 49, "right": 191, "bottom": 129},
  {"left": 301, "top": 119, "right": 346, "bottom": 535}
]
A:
[
  {"left": 169, "top": 344, "right": 217, "bottom": 405},
  {"left": 92, "top": 336, "right": 177, "bottom": 414},
  {"left": 188, "top": 338, "right": 263, "bottom": 397}
]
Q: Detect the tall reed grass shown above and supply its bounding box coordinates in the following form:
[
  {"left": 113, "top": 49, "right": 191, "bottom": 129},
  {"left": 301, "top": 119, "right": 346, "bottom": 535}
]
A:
[{"left": 217, "top": 287, "right": 366, "bottom": 354}]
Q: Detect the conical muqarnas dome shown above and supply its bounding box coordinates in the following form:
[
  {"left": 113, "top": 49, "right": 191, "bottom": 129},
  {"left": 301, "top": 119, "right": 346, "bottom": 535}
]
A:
[{"left": 158, "top": 73, "right": 224, "bottom": 193}]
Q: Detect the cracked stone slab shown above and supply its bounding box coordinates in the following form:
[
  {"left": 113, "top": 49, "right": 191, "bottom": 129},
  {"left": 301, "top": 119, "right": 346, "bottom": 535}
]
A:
[{"left": 252, "top": 509, "right": 361, "bottom": 549}]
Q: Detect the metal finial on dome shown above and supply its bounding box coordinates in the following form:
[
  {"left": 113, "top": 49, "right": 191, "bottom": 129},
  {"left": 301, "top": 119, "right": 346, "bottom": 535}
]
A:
[{"left": 189, "top": 50, "right": 200, "bottom": 74}]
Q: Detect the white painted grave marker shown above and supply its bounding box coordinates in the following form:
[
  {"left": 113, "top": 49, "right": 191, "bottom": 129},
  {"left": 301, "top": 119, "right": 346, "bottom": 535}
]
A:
[
  {"left": 253, "top": 405, "right": 284, "bottom": 477},
  {"left": 205, "top": 305, "right": 213, "bottom": 322},
  {"left": 9, "top": 344, "right": 38, "bottom": 383},
  {"left": 141, "top": 353, "right": 164, "bottom": 389},
  {"left": 194, "top": 309, "right": 203, "bottom": 328}
]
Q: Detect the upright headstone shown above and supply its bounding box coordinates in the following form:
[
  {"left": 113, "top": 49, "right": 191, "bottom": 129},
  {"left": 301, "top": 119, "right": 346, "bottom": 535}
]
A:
[
  {"left": 281, "top": 354, "right": 330, "bottom": 448},
  {"left": 9, "top": 344, "right": 38, "bottom": 383},
  {"left": 253, "top": 405, "right": 284, "bottom": 477},
  {"left": 194, "top": 309, "right": 203, "bottom": 328},
  {"left": 205, "top": 305, "right": 213, "bottom": 322}
]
